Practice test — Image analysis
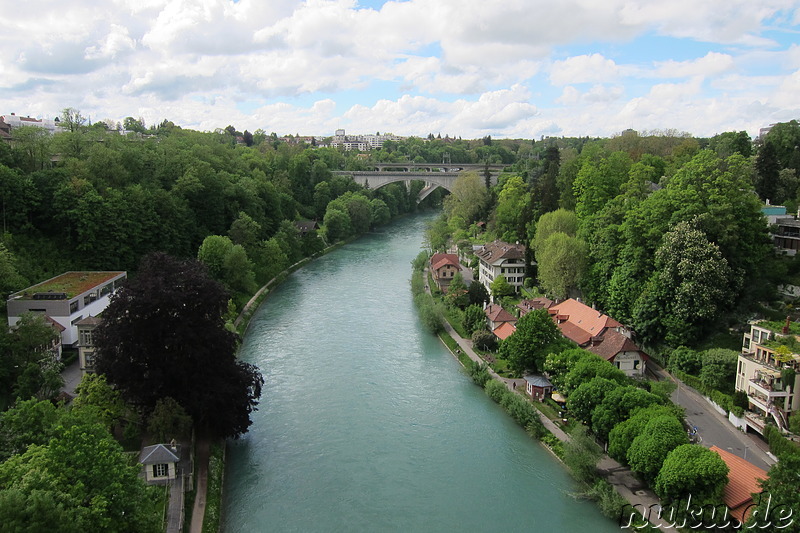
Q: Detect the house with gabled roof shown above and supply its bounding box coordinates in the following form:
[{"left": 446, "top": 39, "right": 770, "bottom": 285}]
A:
[
  {"left": 587, "top": 329, "right": 648, "bottom": 376},
  {"left": 485, "top": 303, "right": 516, "bottom": 331},
  {"left": 429, "top": 253, "right": 461, "bottom": 293},
  {"left": 493, "top": 321, "right": 516, "bottom": 341},
  {"left": 547, "top": 298, "right": 647, "bottom": 376},
  {"left": 139, "top": 443, "right": 180, "bottom": 484},
  {"left": 710, "top": 446, "right": 768, "bottom": 525}
]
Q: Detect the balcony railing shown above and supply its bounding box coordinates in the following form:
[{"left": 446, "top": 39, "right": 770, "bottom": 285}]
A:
[{"left": 749, "top": 379, "right": 788, "bottom": 397}]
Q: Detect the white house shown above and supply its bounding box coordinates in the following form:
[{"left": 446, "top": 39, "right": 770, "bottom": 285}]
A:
[
  {"left": 7, "top": 271, "right": 126, "bottom": 346},
  {"left": 475, "top": 240, "right": 526, "bottom": 294},
  {"left": 139, "top": 443, "right": 180, "bottom": 484}
]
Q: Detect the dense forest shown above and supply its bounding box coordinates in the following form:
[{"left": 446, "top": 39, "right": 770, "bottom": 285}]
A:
[
  {"left": 2, "top": 116, "right": 800, "bottom": 350},
  {"left": 425, "top": 122, "right": 800, "bottom": 351}
]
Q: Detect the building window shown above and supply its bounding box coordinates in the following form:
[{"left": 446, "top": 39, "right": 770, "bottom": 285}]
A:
[
  {"left": 81, "top": 330, "right": 93, "bottom": 346},
  {"left": 84, "top": 352, "right": 95, "bottom": 370},
  {"left": 153, "top": 464, "right": 168, "bottom": 477},
  {"left": 70, "top": 301, "right": 79, "bottom": 314}
]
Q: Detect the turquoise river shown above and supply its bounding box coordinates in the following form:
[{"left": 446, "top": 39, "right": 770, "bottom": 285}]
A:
[{"left": 221, "top": 213, "right": 622, "bottom": 532}]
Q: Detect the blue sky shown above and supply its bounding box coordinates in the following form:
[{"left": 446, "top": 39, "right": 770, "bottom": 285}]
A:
[{"left": 1, "top": 0, "right": 799, "bottom": 139}]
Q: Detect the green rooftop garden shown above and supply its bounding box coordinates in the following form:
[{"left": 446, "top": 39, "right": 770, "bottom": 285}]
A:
[
  {"left": 760, "top": 320, "right": 800, "bottom": 336},
  {"left": 16, "top": 272, "right": 124, "bottom": 299}
]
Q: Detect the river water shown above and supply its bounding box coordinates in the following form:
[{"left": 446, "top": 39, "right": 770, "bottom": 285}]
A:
[{"left": 221, "top": 213, "right": 621, "bottom": 532}]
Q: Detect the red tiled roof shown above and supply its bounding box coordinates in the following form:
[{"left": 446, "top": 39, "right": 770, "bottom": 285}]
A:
[
  {"left": 549, "top": 298, "right": 621, "bottom": 337},
  {"left": 485, "top": 303, "right": 516, "bottom": 324},
  {"left": 587, "top": 329, "right": 647, "bottom": 361},
  {"left": 493, "top": 322, "right": 516, "bottom": 340},
  {"left": 430, "top": 253, "right": 460, "bottom": 271},
  {"left": 557, "top": 321, "right": 592, "bottom": 346},
  {"left": 710, "top": 446, "right": 768, "bottom": 523}
]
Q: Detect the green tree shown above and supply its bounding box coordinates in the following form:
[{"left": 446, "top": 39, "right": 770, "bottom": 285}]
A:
[
  {"left": 197, "top": 235, "right": 234, "bottom": 280},
  {"left": 654, "top": 444, "right": 729, "bottom": 501},
  {"left": 499, "top": 309, "right": 565, "bottom": 374},
  {"left": 494, "top": 176, "right": 530, "bottom": 242},
  {"left": 72, "top": 373, "right": 126, "bottom": 429},
  {"left": 632, "top": 218, "right": 733, "bottom": 345},
  {"left": 627, "top": 415, "right": 689, "bottom": 483},
  {"left": 747, "top": 454, "right": 800, "bottom": 531},
  {"left": 445, "top": 272, "right": 469, "bottom": 308},
  {"left": 0, "top": 406, "right": 160, "bottom": 532},
  {"left": 228, "top": 211, "right": 262, "bottom": 250},
  {"left": 591, "top": 385, "right": 663, "bottom": 441},
  {"left": 462, "top": 304, "right": 486, "bottom": 335},
  {"left": 94, "top": 252, "right": 264, "bottom": 439},
  {"left": 147, "top": 397, "right": 193, "bottom": 442},
  {"left": 323, "top": 207, "right": 351, "bottom": 243},
  {"left": 532, "top": 208, "right": 579, "bottom": 254},
  {"left": 563, "top": 425, "right": 603, "bottom": 483},
  {"left": 699, "top": 348, "right": 738, "bottom": 392},
  {"left": 561, "top": 353, "right": 627, "bottom": 395},
  {"left": 443, "top": 171, "right": 489, "bottom": 229},
  {"left": 467, "top": 279, "right": 489, "bottom": 307},
  {"left": 490, "top": 275, "right": 515, "bottom": 299},
  {"left": 608, "top": 405, "right": 683, "bottom": 463},
  {"left": 567, "top": 376, "right": 618, "bottom": 425},
  {"left": 536, "top": 232, "right": 587, "bottom": 299}
]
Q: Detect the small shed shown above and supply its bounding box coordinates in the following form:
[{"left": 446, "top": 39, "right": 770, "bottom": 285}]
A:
[
  {"left": 524, "top": 374, "right": 553, "bottom": 401},
  {"left": 139, "top": 443, "right": 180, "bottom": 484}
]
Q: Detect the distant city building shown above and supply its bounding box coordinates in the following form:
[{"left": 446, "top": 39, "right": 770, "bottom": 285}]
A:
[
  {"left": 331, "top": 129, "right": 405, "bottom": 150},
  {"left": 1, "top": 113, "right": 63, "bottom": 133}
]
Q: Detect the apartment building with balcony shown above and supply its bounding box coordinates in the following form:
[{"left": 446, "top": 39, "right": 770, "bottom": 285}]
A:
[{"left": 736, "top": 320, "right": 800, "bottom": 434}]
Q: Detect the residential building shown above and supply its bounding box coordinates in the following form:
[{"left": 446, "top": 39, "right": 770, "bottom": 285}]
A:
[
  {"left": 484, "top": 303, "right": 516, "bottom": 331},
  {"left": 475, "top": 240, "right": 526, "bottom": 294},
  {"left": 331, "top": 129, "right": 404, "bottom": 150},
  {"left": 524, "top": 375, "right": 553, "bottom": 401},
  {"left": 547, "top": 298, "right": 647, "bottom": 377},
  {"left": 7, "top": 271, "right": 126, "bottom": 346},
  {"left": 1, "top": 113, "right": 62, "bottom": 133},
  {"left": 736, "top": 320, "right": 800, "bottom": 434},
  {"left": 139, "top": 443, "right": 180, "bottom": 484},
  {"left": 709, "top": 446, "right": 768, "bottom": 525},
  {"left": 429, "top": 253, "right": 461, "bottom": 292},
  {"left": 492, "top": 321, "right": 516, "bottom": 341},
  {"left": 77, "top": 316, "right": 102, "bottom": 376},
  {"left": 517, "top": 297, "right": 553, "bottom": 317}
]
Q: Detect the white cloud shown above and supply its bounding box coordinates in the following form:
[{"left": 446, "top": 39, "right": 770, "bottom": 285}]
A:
[
  {"left": 550, "top": 54, "right": 620, "bottom": 85},
  {"left": 653, "top": 52, "right": 735, "bottom": 79},
  {"left": 0, "top": 0, "right": 798, "bottom": 139}
]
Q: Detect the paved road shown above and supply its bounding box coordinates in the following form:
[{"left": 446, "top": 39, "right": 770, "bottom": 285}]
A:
[{"left": 649, "top": 363, "right": 775, "bottom": 472}]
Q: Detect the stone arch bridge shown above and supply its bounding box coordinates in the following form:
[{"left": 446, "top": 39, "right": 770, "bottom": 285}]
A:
[{"left": 333, "top": 163, "right": 506, "bottom": 203}]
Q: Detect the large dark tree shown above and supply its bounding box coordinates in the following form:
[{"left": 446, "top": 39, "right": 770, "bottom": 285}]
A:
[{"left": 94, "top": 252, "right": 263, "bottom": 439}]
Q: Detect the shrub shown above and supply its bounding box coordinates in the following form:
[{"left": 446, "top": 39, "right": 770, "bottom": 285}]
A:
[
  {"left": 472, "top": 329, "right": 497, "bottom": 351},
  {"left": 467, "top": 360, "right": 491, "bottom": 388}
]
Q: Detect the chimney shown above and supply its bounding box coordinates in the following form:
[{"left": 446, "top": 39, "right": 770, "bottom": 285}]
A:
[{"left": 783, "top": 316, "right": 791, "bottom": 335}]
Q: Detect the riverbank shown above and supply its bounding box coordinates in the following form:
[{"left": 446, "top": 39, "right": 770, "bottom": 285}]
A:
[{"left": 422, "top": 268, "right": 668, "bottom": 531}]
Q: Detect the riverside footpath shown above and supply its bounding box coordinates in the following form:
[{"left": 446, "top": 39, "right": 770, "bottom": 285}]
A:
[{"left": 426, "top": 274, "right": 669, "bottom": 531}]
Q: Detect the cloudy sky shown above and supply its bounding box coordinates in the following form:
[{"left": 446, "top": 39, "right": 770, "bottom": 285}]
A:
[{"left": 2, "top": 0, "right": 799, "bottom": 139}]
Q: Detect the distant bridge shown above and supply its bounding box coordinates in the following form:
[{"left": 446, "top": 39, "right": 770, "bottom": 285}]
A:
[{"left": 333, "top": 163, "right": 506, "bottom": 202}]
